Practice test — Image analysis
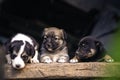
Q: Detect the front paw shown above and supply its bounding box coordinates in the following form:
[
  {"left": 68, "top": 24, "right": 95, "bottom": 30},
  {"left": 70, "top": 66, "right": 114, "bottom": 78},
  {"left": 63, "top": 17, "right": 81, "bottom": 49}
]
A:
[
  {"left": 7, "top": 60, "right": 12, "bottom": 64},
  {"left": 44, "top": 58, "right": 52, "bottom": 63},
  {"left": 105, "top": 58, "right": 114, "bottom": 63},
  {"left": 70, "top": 58, "right": 78, "bottom": 63},
  {"left": 30, "top": 58, "right": 39, "bottom": 63},
  {"left": 58, "top": 57, "right": 68, "bottom": 63},
  {"left": 41, "top": 56, "right": 52, "bottom": 63},
  {"left": 6, "top": 54, "right": 12, "bottom": 64},
  {"left": 104, "top": 55, "right": 114, "bottom": 63}
]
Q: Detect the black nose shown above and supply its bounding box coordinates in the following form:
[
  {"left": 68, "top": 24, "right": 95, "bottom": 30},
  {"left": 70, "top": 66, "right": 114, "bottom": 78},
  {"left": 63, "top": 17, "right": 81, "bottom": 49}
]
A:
[
  {"left": 47, "top": 43, "right": 52, "bottom": 47},
  {"left": 16, "top": 64, "right": 21, "bottom": 68}
]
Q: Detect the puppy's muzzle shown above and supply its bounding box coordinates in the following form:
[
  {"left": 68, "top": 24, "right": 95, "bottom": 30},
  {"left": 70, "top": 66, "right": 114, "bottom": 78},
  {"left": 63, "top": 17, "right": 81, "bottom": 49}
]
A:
[
  {"left": 15, "top": 64, "right": 21, "bottom": 69},
  {"left": 46, "top": 43, "right": 52, "bottom": 48},
  {"left": 45, "top": 42, "right": 55, "bottom": 52}
]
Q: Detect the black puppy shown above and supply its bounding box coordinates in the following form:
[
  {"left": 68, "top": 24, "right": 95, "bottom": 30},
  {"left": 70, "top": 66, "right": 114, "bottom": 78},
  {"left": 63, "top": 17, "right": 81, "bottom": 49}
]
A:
[{"left": 70, "top": 36, "right": 114, "bottom": 62}]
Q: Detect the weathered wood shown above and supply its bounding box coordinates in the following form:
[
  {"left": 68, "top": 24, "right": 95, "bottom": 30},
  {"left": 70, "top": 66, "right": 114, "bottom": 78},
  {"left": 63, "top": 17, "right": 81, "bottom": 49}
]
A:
[
  {"left": 4, "top": 63, "right": 120, "bottom": 79},
  {"left": 0, "top": 46, "right": 5, "bottom": 80}
]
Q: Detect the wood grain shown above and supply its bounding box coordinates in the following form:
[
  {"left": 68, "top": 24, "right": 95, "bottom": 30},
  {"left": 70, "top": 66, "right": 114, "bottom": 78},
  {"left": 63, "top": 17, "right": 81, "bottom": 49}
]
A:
[{"left": 4, "top": 63, "right": 120, "bottom": 79}]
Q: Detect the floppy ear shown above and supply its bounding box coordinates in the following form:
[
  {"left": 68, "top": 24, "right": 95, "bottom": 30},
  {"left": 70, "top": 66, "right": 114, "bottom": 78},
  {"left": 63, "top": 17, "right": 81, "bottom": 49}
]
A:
[
  {"left": 4, "top": 41, "right": 11, "bottom": 54},
  {"left": 41, "top": 28, "right": 48, "bottom": 38},
  {"left": 25, "top": 41, "right": 35, "bottom": 56},
  {"left": 95, "top": 40, "right": 106, "bottom": 53},
  {"left": 29, "top": 46, "right": 35, "bottom": 58},
  {"left": 60, "top": 29, "right": 67, "bottom": 40}
]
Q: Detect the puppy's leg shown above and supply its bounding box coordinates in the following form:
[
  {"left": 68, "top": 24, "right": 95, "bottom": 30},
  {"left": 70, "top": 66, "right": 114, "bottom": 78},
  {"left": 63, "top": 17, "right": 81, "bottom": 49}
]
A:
[
  {"left": 58, "top": 56, "right": 69, "bottom": 63},
  {"left": 6, "top": 54, "right": 12, "bottom": 64},
  {"left": 41, "top": 56, "right": 52, "bottom": 63},
  {"left": 30, "top": 50, "right": 39, "bottom": 63},
  {"left": 104, "top": 54, "right": 114, "bottom": 63},
  {"left": 70, "top": 55, "right": 79, "bottom": 63}
]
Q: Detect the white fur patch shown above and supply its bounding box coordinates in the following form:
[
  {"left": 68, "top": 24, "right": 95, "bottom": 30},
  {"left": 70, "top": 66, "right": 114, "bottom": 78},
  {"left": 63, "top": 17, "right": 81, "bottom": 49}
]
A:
[
  {"left": 12, "top": 42, "right": 26, "bottom": 69},
  {"left": 12, "top": 56, "right": 25, "bottom": 69},
  {"left": 30, "top": 50, "right": 39, "bottom": 63},
  {"left": 42, "top": 56, "right": 52, "bottom": 63},
  {"left": 6, "top": 54, "right": 12, "bottom": 64},
  {"left": 11, "top": 33, "right": 33, "bottom": 46},
  {"left": 70, "top": 58, "right": 78, "bottom": 63},
  {"left": 58, "top": 56, "right": 68, "bottom": 63},
  {"left": 18, "top": 42, "right": 26, "bottom": 56}
]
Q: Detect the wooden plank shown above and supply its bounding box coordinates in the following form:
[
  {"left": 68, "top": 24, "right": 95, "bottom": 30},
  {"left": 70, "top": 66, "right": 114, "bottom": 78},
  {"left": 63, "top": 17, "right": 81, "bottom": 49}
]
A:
[
  {"left": 4, "top": 63, "right": 120, "bottom": 79},
  {"left": 0, "top": 46, "right": 5, "bottom": 80}
]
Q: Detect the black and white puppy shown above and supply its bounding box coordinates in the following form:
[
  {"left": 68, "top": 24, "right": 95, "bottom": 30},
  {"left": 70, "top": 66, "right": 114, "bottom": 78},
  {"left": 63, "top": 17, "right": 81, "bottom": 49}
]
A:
[
  {"left": 70, "top": 36, "right": 114, "bottom": 63},
  {"left": 40, "top": 27, "right": 69, "bottom": 63},
  {"left": 5, "top": 33, "right": 39, "bottom": 69}
]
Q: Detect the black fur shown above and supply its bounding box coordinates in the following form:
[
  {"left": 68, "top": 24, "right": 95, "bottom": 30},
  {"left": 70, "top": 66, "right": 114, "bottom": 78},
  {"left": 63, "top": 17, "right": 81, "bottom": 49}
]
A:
[
  {"left": 75, "top": 36, "right": 106, "bottom": 62},
  {"left": 9, "top": 41, "right": 24, "bottom": 56}
]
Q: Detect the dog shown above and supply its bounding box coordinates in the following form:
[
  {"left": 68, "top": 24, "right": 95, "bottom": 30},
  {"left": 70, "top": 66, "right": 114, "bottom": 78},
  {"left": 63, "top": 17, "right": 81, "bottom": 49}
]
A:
[
  {"left": 70, "top": 36, "right": 114, "bottom": 63},
  {"left": 40, "top": 27, "right": 69, "bottom": 63},
  {"left": 5, "top": 33, "right": 39, "bottom": 69}
]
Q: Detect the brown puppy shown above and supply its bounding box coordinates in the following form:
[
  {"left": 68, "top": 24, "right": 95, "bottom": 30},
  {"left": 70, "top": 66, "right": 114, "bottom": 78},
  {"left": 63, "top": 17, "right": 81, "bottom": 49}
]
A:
[
  {"left": 70, "top": 36, "right": 114, "bottom": 63},
  {"left": 40, "top": 27, "right": 69, "bottom": 63}
]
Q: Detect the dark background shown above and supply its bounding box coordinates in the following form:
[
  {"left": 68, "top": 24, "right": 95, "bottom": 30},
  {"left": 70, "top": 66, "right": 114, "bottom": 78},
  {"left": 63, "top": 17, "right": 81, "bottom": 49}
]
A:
[
  {"left": 0, "top": 0, "right": 120, "bottom": 56},
  {"left": 0, "top": 0, "right": 120, "bottom": 79}
]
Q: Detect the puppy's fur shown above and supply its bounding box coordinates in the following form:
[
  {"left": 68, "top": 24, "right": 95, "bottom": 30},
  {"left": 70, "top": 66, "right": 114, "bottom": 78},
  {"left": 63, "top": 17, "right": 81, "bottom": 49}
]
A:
[
  {"left": 40, "top": 27, "right": 69, "bottom": 63},
  {"left": 70, "top": 36, "right": 114, "bottom": 63},
  {"left": 5, "top": 33, "right": 39, "bottom": 69}
]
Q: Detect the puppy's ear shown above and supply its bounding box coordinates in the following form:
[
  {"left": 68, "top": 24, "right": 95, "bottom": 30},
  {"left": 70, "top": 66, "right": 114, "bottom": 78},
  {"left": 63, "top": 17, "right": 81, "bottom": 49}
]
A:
[
  {"left": 30, "top": 46, "right": 35, "bottom": 58},
  {"left": 25, "top": 42, "right": 35, "bottom": 57},
  {"left": 95, "top": 40, "right": 105, "bottom": 52},
  {"left": 44, "top": 28, "right": 48, "bottom": 32},
  {"left": 4, "top": 41, "right": 11, "bottom": 54},
  {"left": 60, "top": 29, "right": 67, "bottom": 40},
  {"left": 42, "top": 28, "right": 48, "bottom": 37}
]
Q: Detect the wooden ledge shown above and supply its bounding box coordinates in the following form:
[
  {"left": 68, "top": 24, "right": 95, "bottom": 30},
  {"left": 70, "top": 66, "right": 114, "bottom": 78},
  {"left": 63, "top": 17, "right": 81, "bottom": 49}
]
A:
[{"left": 4, "top": 63, "right": 120, "bottom": 79}]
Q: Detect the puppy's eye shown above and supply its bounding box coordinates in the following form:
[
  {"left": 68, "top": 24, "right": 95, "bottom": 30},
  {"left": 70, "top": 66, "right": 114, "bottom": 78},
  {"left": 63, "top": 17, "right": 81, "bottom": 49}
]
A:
[
  {"left": 21, "top": 55, "right": 28, "bottom": 61},
  {"left": 54, "top": 36, "right": 60, "bottom": 40},
  {"left": 11, "top": 54, "right": 17, "bottom": 59},
  {"left": 55, "top": 37, "right": 59, "bottom": 40},
  {"left": 82, "top": 43, "right": 85, "bottom": 46},
  {"left": 43, "top": 36, "right": 47, "bottom": 39},
  {"left": 81, "top": 43, "right": 88, "bottom": 49}
]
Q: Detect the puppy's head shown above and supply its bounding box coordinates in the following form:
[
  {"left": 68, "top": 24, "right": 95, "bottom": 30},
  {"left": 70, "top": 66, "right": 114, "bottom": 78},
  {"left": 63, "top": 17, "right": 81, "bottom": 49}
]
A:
[
  {"left": 42, "top": 27, "right": 67, "bottom": 52},
  {"left": 76, "top": 36, "right": 104, "bottom": 59},
  {"left": 8, "top": 41, "right": 35, "bottom": 69}
]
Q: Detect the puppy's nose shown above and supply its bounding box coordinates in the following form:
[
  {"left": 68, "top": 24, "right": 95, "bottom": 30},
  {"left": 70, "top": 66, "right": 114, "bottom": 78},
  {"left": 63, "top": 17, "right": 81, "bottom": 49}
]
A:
[
  {"left": 15, "top": 64, "right": 21, "bottom": 68},
  {"left": 47, "top": 43, "right": 52, "bottom": 47}
]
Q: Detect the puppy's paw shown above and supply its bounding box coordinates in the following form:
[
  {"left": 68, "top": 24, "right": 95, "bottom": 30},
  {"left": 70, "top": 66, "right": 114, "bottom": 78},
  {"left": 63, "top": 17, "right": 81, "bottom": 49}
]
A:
[
  {"left": 58, "top": 59, "right": 66, "bottom": 63},
  {"left": 70, "top": 58, "right": 78, "bottom": 63},
  {"left": 7, "top": 60, "right": 12, "bottom": 64},
  {"left": 6, "top": 54, "right": 12, "bottom": 64},
  {"left": 30, "top": 58, "right": 39, "bottom": 63},
  {"left": 44, "top": 58, "right": 52, "bottom": 63},
  {"left": 104, "top": 55, "right": 114, "bottom": 63},
  {"left": 58, "top": 57, "right": 68, "bottom": 63},
  {"left": 105, "top": 58, "right": 114, "bottom": 63},
  {"left": 41, "top": 56, "right": 52, "bottom": 63}
]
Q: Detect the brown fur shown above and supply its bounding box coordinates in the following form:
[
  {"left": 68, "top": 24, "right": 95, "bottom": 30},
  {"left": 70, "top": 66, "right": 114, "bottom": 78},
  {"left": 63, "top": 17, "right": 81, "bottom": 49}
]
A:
[{"left": 40, "top": 27, "right": 69, "bottom": 63}]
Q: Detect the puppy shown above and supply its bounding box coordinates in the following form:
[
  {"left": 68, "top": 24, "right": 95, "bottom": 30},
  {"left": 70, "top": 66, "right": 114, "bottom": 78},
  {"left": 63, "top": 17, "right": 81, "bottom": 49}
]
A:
[
  {"left": 40, "top": 27, "right": 69, "bottom": 63},
  {"left": 70, "top": 36, "right": 114, "bottom": 63},
  {"left": 5, "top": 33, "right": 39, "bottom": 69}
]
